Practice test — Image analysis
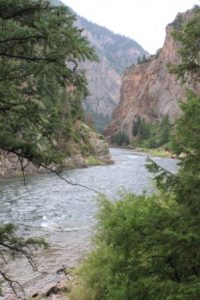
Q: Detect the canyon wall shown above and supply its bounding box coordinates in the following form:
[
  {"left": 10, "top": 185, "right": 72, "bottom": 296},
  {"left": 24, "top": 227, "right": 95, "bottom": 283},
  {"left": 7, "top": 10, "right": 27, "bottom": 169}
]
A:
[{"left": 105, "top": 11, "right": 197, "bottom": 138}]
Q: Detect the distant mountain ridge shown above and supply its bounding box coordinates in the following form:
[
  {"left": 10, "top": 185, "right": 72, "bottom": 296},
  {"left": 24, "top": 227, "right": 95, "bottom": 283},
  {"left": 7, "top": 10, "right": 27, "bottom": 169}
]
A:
[
  {"left": 78, "top": 17, "right": 147, "bottom": 74},
  {"left": 50, "top": 0, "right": 149, "bottom": 131}
]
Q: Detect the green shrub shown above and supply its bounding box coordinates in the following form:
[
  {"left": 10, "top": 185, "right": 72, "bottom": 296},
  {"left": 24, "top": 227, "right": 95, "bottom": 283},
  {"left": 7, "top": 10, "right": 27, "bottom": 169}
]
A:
[
  {"left": 86, "top": 156, "right": 103, "bottom": 166},
  {"left": 75, "top": 193, "right": 200, "bottom": 300}
]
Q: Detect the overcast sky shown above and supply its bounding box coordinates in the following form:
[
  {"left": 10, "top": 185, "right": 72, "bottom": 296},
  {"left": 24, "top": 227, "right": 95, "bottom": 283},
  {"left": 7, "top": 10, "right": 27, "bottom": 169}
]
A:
[{"left": 62, "top": 0, "right": 198, "bottom": 54}]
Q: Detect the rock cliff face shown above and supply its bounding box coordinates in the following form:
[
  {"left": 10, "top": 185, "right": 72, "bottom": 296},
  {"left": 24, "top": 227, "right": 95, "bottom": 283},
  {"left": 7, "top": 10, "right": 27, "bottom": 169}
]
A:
[
  {"left": 51, "top": 0, "right": 149, "bottom": 130},
  {"left": 76, "top": 17, "right": 148, "bottom": 129},
  {"left": 105, "top": 12, "right": 196, "bottom": 138}
]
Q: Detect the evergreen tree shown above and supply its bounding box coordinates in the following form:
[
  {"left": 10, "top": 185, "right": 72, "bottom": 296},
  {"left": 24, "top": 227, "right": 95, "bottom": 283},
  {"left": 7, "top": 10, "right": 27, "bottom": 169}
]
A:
[
  {"left": 169, "top": 6, "right": 200, "bottom": 81},
  {"left": 132, "top": 115, "right": 141, "bottom": 136},
  {"left": 73, "top": 7, "right": 200, "bottom": 300},
  {"left": 159, "top": 115, "right": 171, "bottom": 145},
  {"left": 0, "top": 0, "right": 97, "bottom": 167},
  {"left": 111, "top": 131, "right": 129, "bottom": 146},
  {"left": 0, "top": 0, "right": 97, "bottom": 295},
  {"left": 132, "top": 115, "right": 170, "bottom": 148},
  {"left": 162, "top": 6, "right": 200, "bottom": 211}
]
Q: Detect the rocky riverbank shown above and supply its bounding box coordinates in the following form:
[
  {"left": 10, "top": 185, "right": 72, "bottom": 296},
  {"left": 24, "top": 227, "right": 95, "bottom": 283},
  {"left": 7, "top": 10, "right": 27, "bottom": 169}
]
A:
[
  {"left": 0, "top": 121, "right": 112, "bottom": 178},
  {"left": 2, "top": 265, "right": 74, "bottom": 300}
]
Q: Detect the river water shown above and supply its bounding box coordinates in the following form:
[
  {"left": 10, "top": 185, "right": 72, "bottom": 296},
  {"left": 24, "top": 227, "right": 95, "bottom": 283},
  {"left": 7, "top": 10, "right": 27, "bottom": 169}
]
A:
[{"left": 0, "top": 148, "right": 178, "bottom": 296}]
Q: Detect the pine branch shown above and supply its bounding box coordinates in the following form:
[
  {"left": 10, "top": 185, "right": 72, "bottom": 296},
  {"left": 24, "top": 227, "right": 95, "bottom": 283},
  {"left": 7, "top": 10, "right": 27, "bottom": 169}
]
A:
[
  {"left": 0, "top": 5, "right": 44, "bottom": 20},
  {"left": 146, "top": 157, "right": 179, "bottom": 192},
  {"left": 0, "top": 241, "right": 37, "bottom": 271},
  {"left": 0, "top": 270, "right": 25, "bottom": 299},
  {"left": 40, "top": 163, "right": 101, "bottom": 194},
  {"left": 0, "top": 35, "right": 46, "bottom": 44},
  {"left": 0, "top": 52, "right": 60, "bottom": 63},
  {"left": 0, "top": 144, "right": 100, "bottom": 194}
]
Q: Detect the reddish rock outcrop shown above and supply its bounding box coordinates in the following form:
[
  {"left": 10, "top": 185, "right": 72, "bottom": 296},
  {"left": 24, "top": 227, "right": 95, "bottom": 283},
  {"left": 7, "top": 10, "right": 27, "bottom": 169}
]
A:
[
  {"left": 76, "top": 16, "right": 148, "bottom": 119},
  {"left": 105, "top": 11, "right": 198, "bottom": 139}
]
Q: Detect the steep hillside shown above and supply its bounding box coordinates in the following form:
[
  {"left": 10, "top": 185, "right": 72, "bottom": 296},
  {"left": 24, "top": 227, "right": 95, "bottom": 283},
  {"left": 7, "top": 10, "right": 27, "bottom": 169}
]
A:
[
  {"left": 77, "top": 17, "right": 148, "bottom": 131},
  {"left": 78, "top": 17, "right": 147, "bottom": 74},
  {"left": 50, "top": 0, "right": 148, "bottom": 131},
  {"left": 105, "top": 10, "right": 199, "bottom": 139},
  {"left": 0, "top": 0, "right": 112, "bottom": 178}
]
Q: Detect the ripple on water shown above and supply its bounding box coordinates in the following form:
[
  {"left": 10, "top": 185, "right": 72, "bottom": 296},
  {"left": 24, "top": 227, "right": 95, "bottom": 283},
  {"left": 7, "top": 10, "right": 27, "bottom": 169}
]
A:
[{"left": 0, "top": 148, "right": 178, "bottom": 296}]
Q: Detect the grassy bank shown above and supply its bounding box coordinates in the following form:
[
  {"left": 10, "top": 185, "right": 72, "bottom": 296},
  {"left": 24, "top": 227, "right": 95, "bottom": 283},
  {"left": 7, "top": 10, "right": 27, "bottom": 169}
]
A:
[
  {"left": 134, "top": 147, "right": 172, "bottom": 157},
  {"left": 110, "top": 145, "right": 172, "bottom": 158}
]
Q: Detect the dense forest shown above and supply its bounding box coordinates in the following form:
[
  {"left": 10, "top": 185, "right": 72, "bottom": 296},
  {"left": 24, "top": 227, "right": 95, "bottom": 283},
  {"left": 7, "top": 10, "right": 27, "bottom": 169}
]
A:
[
  {"left": 111, "top": 115, "right": 171, "bottom": 148},
  {"left": 0, "top": 0, "right": 97, "bottom": 294}
]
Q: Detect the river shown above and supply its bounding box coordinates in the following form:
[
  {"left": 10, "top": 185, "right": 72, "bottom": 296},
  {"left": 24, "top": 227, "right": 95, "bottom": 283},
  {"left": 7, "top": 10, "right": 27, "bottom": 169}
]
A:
[{"left": 0, "top": 148, "right": 178, "bottom": 297}]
